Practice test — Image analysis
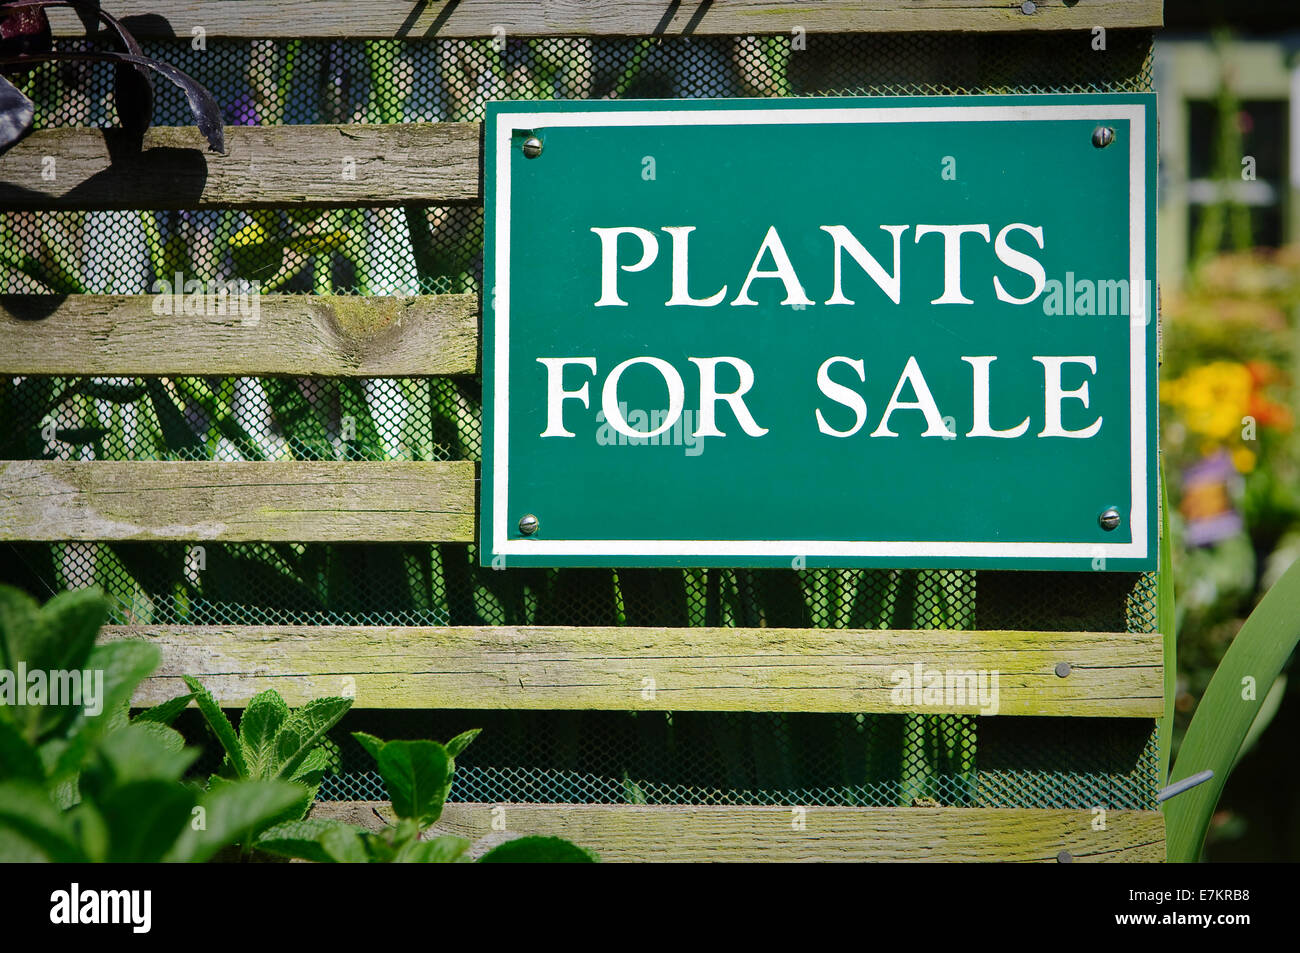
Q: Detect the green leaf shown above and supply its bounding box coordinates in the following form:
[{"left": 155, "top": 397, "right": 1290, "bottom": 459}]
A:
[
  {"left": 1165, "top": 553, "right": 1300, "bottom": 862},
  {"left": 0, "top": 716, "right": 43, "bottom": 784},
  {"left": 255, "top": 817, "right": 352, "bottom": 864},
  {"left": 1158, "top": 466, "right": 1177, "bottom": 788},
  {"left": 271, "top": 696, "right": 352, "bottom": 781},
  {"left": 396, "top": 834, "right": 471, "bottom": 863},
  {"left": 445, "top": 728, "right": 481, "bottom": 759},
  {"left": 1235, "top": 674, "right": 1287, "bottom": 768},
  {"left": 374, "top": 740, "right": 451, "bottom": 828},
  {"left": 134, "top": 692, "right": 195, "bottom": 726},
  {"left": 51, "top": 641, "right": 160, "bottom": 781},
  {"left": 477, "top": 836, "right": 599, "bottom": 863},
  {"left": 0, "top": 585, "right": 112, "bottom": 743},
  {"left": 0, "top": 781, "right": 87, "bottom": 862},
  {"left": 80, "top": 722, "right": 197, "bottom": 797},
  {"left": 352, "top": 731, "right": 385, "bottom": 763},
  {"left": 167, "top": 779, "right": 307, "bottom": 863},
  {"left": 182, "top": 675, "right": 249, "bottom": 778},
  {"left": 100, "top": 780, "right": 196, "bottom": 863},
  {"left": 238, "top": 689, "right": 290, "bottom": 779},
  {"left": 319, "top": 823, "right": 372, "bottom": 863},
  {"left": 144, "top": 378, "right": 204, "bottom": 454}
]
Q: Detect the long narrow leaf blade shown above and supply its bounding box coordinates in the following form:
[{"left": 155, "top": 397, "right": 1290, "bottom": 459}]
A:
[
  {"left": 181, "top": 675, "right": 248, "bottom": 778},
  {"left": 1164, "top": 554, "right": 1300, "bottom": 862}
]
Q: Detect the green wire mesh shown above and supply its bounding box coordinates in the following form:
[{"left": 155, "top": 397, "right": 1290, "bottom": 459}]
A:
[{"left": 1, "top": 30, "right": 1158, "bottom": 810}]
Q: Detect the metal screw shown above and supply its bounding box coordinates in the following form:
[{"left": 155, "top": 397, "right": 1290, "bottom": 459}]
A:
[
  {"left": 1057, "top": 850, "right": 1073, "bottom": 863},
  {"left": 518, "top": 513, "right": 539, "bottom": 536},
  {"left": 1055, "top": 661, "right": 1072, "bottom": 678},
  {"left": 1092, "top": 126, "right": 1115, "bottom": 149},
  {"left": 1099, "top": 507, "right": 1121, "bottom": 531},
  {"left": 522, "top": 136, "right": 543, "bottom": 159},
  {"left": 1020, "top": 1, "right": 1036, "bottom": 14}
]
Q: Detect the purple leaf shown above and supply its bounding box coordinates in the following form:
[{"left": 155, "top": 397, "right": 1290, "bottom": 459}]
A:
[
  {"left": 0, "top": 6, "right": 52, "bottom": 65},
  {"left": 1, "top": 50, "right": 224, "bottom": 152},
  {"left": 0, "top": 72, "right": 34, "bottom": 150},
  {"left": 4, "top": 0, "right": 154, "bottom": 139}
]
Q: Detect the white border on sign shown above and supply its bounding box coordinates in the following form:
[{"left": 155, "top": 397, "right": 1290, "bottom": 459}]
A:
[{"left": 492, "top": 104, "right": 1150, "bottom": 560}]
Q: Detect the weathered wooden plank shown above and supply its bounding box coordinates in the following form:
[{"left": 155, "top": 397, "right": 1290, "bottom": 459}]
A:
[
  {"left": 0, "top": 125, "right": 480, "bottom": 211},
  {"left": 46, "top": 2, "right": 1164, "bottom": 39},
  {"left": 0, "top": 294, "right": 478, "bottom": 376},
  {"left": 0, "top": 461, "right": 475, "bottom": 542},
  {"left": 102, "top": 624, "right": 1162, "bottom": 716},
  {"left": 312, "top": 802, "right": 1167, "bottom": 862}
]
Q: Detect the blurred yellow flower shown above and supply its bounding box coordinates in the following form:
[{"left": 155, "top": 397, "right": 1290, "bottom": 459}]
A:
[{"left": 1161, "top": 361, "right": 1253, "bottom": 441}]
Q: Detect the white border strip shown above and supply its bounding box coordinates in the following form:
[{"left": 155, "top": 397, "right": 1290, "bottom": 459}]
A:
[{"left": 492, "top": 103, "right": 1150, "bottom": 560}]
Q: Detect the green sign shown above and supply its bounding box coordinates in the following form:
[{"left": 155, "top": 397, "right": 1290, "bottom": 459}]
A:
[{"left": 482, "top": 94, "right": 1157, "bottom": 570}]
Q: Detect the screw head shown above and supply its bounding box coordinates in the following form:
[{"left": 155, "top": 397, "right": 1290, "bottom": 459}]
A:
[
  {"left": 1092, "top": 126, "right": 1116, "bottom": 149},
  {"left": 522, "top": 136, "right": 543, "bottom": 159},
  {"left": 1020, "top": 1, "right": 1037, "bottom": 14},
  {"left": 1099, "top": 507, "right": 1122, "bottom": 532},
  {"left": 1055, "top": 661, "right": 1072, "bottom": 678},
  {"left": 518, "top": 513, "right": 539, "bottom": 536}
]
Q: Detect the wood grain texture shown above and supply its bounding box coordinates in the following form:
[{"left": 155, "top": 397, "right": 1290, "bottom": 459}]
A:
[
  {"left": 0, "top": 294, "right": 478, "bottom": 376},
  {"left": 101, "top": 624, "right": 1162, "bottom": 716},
  {"left": 0, "top": 125, "right": 480, "bottom": 211},
  {"left": 311, "top": 802, "right": 1167, "bottom": 862},
  {"left": 45, "top": 2, "right": 1164, "bottom": 38},
  {"left": 0, "top": 461, "right": 475, "bottom": 542}
]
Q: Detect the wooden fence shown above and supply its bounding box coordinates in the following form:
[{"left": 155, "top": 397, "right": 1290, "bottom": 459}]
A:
[{"left": 0, "top": 0, "right": 1167, "bottom": 862}]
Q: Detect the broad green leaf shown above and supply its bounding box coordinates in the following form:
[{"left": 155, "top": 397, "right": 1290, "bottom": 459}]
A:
[
  {"left": 0, "top": 781, "right": 86, "bottom": 862},
  {"left": 238, "top": 689, "right": 290, "bottom": 778},
  {"left": 52, "top": 642, "right": 160, "bottom": 780},
  {"left": 99, "top": 780, "right": 195, "bottom": 863},
  {"left": 445, "top": 728, "right": 481, "bottom": 759},
  {"left": 271, "top": 696, "right": 352, "bottom": 781},
  {"left": 1165, "top": 553, "right": 1300, "bottom": 862},
  {"left": 182, "top": 675, "right": 248, "bottom": 778},
  {"left": 256, "top": 817, "right": 353, "bottom": 863},
  {"left": 374, "top": 740, "right": 452, "bottom": 828},
  {"left": 167, "top": 779, "right": 306, "bottom": 863},
  {"left": 477, "top": 836, "right": 599, "bottom": 864},
  {"left": 65, "top": 801, "right": 109, "bottom": 863},
  {"left": 80, "top": 722, "right": 197, "bottom": 798},
  {"left": 134, "top": 692, "right": 196, "bottom": 726},
  {"left": 319, "top": 823, "right": 372, "bottom": 863},
  {"left": 0, "top": 585, "right": 111, "bottom": 743},
  {"left": 0, "top": 716, "right": 43, "bottom": 784},
  {"left": 397, "top": 834, "right": 471, "bottom": 863},
  {"left": 289, "top": 743, "right": 337, "bottom": 785},
  {"left": 352, "top": 731, "right": 384, "bottom": 763},
  {"left": 0, "top": 826, "right": 51, "bottom": 862}
]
